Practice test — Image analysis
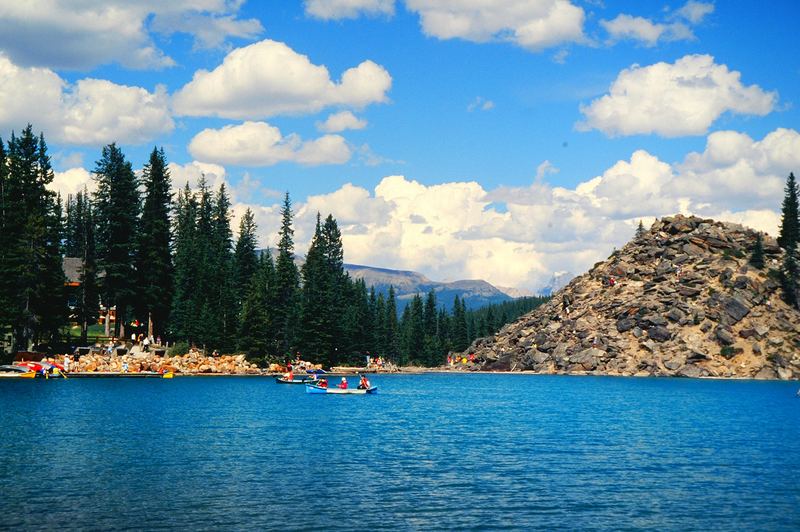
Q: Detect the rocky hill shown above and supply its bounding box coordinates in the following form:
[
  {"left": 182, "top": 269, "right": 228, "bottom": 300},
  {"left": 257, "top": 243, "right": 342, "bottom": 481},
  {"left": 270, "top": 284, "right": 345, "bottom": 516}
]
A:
[{"left": 468, "top": 215, "right": 800, "bottom": 380}]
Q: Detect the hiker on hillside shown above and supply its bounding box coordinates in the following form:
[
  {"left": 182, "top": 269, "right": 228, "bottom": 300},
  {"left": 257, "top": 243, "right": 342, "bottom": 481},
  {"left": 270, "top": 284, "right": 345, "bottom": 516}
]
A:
[{"left": 562, "top": 295, "right": 571, "bottom": 316}]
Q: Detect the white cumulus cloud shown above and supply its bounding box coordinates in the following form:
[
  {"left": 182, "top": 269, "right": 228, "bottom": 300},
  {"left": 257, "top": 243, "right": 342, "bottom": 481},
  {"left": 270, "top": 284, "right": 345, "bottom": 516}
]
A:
[
  {"left": 675, "top": 1, "right": 715, "bottom": 24},
  {"left": 50, "top": 167, "right": 96, "bottom": 198},
  {"left": 259, "top": 127, "right": 799, "bottom": 293},
  {"left": 0, "top": 1, "right": 263, "bottom": 70},
  {"left": 305, "top": 0, "right": 395, "bottom": 19},
  {"left": 0, "top": 0, "right": 263, "bottom": 69},
  {"left": 0, "top": 54, "right": 173, "bottom": 145},
  {"left": 601, "top": 15, "right": 693, "bottom": 47},
  {"left": 578, "top": 54, "right": 777, "bottom": 137},
  {"left": 173, "top": 39, "right": 392, "bottom": 120},
  {"left": 317, "top": 111, "right": 368, "bottom": 132},
  {"left": 404, "top": 0, "right": 586, "bottom": 51},
  {"left": 168, "top": 161, "right": 229, "bottom": 196},
  {"left": 188, "top": 121, "right": 352, "bottom": 167}
]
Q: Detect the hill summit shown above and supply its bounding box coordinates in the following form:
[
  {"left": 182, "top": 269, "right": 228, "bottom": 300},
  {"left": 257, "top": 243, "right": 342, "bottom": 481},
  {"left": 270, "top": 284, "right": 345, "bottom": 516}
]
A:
[{"left": 469, "top": 215, "right": 800, "bottom": 380}]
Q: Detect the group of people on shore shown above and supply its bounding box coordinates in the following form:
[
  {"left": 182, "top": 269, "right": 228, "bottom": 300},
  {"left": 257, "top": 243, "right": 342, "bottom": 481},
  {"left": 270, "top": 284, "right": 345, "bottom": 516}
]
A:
[{"left": 447, "top": 353, "right": 475, "bottom": 366}]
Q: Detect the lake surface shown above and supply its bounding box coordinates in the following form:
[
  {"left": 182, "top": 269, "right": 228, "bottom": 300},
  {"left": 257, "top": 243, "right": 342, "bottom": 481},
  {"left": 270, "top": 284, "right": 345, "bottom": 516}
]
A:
[{"left": 1, "top": 374, "right": 799, "bottom": 530}]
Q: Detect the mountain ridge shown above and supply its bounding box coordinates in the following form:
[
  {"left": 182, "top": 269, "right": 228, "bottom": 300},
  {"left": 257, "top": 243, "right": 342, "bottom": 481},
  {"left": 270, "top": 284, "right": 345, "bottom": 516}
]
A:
[{"left": 258, "top": 251, "right": 517, "bottom": 311}]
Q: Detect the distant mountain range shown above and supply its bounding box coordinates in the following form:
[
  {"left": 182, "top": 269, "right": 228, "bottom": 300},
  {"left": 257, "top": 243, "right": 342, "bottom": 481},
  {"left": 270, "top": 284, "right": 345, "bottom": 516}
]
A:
[
  {"left": 259, "top": 250, "right": 536, "bottom": 311},
  {"left": 344, "top": 264, "right": 513, "bottom": 311},
  {"left": 538, "top": 271, "right": 574, "bottom": 295}
]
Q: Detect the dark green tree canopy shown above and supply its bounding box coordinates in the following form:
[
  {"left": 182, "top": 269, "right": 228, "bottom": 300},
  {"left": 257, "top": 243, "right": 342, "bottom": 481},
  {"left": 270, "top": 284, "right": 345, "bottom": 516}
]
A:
[{"left": 778, "top": 172, "right": 799, "bottom": 250}]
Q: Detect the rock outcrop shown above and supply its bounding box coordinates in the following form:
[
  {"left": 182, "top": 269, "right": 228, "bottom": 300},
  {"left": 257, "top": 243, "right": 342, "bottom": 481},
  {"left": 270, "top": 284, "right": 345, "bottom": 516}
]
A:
[
  {"left": 468, "top": 215, "right": 800, "bottom": 380},
  {"left": 71, "top": 349, "right": 260, "bottom": 374}
]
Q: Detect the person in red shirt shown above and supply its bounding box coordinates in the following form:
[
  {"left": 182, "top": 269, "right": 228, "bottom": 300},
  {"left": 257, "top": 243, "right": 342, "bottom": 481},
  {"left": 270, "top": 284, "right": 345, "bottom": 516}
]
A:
[
  {"left": 358, "top": 375, "right": 371, "bottom": 389},
  {"left": 338, "top": 377, "right": 348, "bottom": 389}
]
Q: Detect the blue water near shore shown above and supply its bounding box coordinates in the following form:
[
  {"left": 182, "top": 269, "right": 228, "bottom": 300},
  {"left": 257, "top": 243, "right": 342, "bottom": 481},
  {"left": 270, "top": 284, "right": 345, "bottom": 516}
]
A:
[{"left": 1, "top": 374, "right": 799, "bottom": 530}]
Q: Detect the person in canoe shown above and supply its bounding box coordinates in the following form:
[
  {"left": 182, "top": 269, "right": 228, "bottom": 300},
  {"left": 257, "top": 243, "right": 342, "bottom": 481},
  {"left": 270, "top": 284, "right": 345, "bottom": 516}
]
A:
[
  {"left": 338, "top": 377, "right": 348, "bottom": 389},
  {"left": 358, "top": 375, "right": 371, "bottom": 389},
  {"left": 318, "top": 378, "right": 328, "bottom": 389}
]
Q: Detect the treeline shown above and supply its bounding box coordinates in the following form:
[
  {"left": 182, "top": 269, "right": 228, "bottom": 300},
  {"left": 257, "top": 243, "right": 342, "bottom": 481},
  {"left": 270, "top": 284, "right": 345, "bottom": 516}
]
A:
[{"left": 0, "top": 125, "right": 547, "bottom": 366}]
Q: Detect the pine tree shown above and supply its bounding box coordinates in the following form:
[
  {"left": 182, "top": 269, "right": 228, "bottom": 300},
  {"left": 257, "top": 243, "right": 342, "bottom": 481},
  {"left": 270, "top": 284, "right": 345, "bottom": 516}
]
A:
[
  {"left": 321, "top": 214, "right": 347, "bottom": 356},
  {"left": 136, "top": 147, "right": 173, "bottom": 338},
  {"left": 193, "top": 178, "right": 215, "bottom": 346},
  {"left": 170, "top": 183, "right": 199, "bottom": 342},
  {"left": 778, "top": 172, "right": 799, "bottom": 250},
  {"left": 38, "top": 167, "right": 67, "bottom": 345},
  {"left": 210, "top": 184, "right": 236, "bottom": 349},
  {"left": 299, "top": 214, "right": 333, "bottom": 365},
  {"left": 407, "top": 294, "right": 425, "bottom": 364},
  {"left": 76, "top": 199, "right": 99, "bottom": 345},
  {"left": 0, "top": 127, "right": 66, "bottom": 349},
  {"left": 273, "top": 192, "right": 300, "bottom": 355},
  {"left": 0, "top": 135, "right": 10, "bottom": 347},
  {"left": 342, "top": 278, "right": 371, "bottom": 362},
  {"left": 437, "top": 308, "right": 451, "bottom": 355},
  {"left": 422, "top": 290, "right": 439, "bottom": 365},
  {"left": 374, "top": 292, "right": 386, "bottom": 355},
  {"left": 385, "top": 286, "right": 400, "bottom": 362},
  {"left": 451, "top": 295, "right": 469, "bottom": 352},
  {"left": 635, "top": 219, "right": 646, "bottom": 239},
  {"left": 93, "top": 143, "right": 140, "bottom": 338},
  {"left": 237, "top": 253, "right": 272, "bottom": 359},
  {"left": 750, "top": 233, "right": 765, "bottom": 269},
  {"left": 233, "top": 208, "right": 259, "bottom": 312}
]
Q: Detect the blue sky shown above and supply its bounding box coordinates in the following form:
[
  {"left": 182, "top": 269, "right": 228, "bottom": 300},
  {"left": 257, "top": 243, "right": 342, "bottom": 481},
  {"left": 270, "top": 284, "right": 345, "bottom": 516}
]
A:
[{"left": 0, "top": 1, "right": 798, "bottom": 292}]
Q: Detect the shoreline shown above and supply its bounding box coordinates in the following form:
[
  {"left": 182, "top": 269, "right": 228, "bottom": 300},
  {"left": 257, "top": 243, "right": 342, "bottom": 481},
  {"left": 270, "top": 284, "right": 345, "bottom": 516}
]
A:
[{"left": 59, "top": 368, "right": 799, "bottom": 381}]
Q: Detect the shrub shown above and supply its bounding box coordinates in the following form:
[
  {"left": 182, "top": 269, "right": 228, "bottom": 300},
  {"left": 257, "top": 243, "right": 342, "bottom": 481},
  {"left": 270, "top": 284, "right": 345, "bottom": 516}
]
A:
[
  {"left": 720, "top": 346, "right": 736, "bottom": 359},
  {"left": 169, "top": 341, "right": 190, "bottom": 356}
]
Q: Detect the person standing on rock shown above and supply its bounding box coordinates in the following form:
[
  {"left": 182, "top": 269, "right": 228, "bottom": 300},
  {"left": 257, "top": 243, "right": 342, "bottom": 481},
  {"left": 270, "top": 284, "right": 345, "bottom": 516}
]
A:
[{"left": 562, "top": 295, "right": 571, "bottom": 316}]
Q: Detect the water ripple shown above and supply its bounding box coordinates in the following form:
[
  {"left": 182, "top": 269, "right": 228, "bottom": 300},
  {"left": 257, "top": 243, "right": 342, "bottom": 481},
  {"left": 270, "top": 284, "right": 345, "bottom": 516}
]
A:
[{"left": 1, "top": 374, "right": 799, "bottom": 530}]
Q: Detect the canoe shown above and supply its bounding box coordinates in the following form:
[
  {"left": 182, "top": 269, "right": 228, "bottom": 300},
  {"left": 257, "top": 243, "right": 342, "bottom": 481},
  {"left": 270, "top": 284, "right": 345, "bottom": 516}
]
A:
[
  {"left": 305, "top": 384, "right": 378, "bottom": 394},
  {"left": 162, "top": 372, "right": 174, "bottom": 379},
  {"left": 0, "top": 371, "right": 36, "bottom": 379},
  {"left": 275, "top": 377, "right": 314, "bottom": 384}
]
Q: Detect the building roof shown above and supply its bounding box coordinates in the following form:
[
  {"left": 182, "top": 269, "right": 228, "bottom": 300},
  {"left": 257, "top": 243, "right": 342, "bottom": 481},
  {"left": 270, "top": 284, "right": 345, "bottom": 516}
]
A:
[{"left": 63, "top": 257, "right": 83, "bottom": 284}]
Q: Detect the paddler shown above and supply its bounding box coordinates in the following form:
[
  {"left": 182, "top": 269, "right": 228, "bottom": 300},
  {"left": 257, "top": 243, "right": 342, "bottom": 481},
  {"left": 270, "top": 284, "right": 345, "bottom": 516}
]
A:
[
  {"left": 338, "top": 377, "right": 348, "bottom": 389},
  {"left": 358, "top": 375, "right": 371, "bottom": 389}
]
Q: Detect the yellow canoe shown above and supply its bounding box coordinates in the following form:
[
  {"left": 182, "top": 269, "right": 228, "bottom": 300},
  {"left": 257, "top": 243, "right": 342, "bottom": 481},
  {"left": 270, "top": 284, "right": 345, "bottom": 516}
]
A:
[{"left": 162, "top": 371, "right": 174, "bottom": 379}]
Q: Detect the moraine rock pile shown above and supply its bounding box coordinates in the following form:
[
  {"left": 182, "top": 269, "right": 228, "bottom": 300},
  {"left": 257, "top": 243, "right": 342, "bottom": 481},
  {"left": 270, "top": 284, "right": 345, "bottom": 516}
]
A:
[{"left": 469, "top": 215, "right": 800, "bottom": 380}]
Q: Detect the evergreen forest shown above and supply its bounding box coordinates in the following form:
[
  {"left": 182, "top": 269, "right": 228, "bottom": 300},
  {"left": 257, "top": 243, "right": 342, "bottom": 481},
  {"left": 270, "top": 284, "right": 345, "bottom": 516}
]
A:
[{"left": 0, "top": 125, "right": 548, "bottom": 367}]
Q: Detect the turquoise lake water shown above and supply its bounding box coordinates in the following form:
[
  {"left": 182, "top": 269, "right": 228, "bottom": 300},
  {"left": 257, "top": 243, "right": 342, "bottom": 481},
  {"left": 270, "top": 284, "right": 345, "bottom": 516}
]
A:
[{"left": 1, "top": 374, "right": 799, "bottom": 530}]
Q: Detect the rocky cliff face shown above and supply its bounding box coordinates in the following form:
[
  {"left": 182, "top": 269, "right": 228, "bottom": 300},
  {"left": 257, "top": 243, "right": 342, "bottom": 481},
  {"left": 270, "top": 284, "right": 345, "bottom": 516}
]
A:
[{"left": 469, "top": 215, "right": 800, "bottom": 380}]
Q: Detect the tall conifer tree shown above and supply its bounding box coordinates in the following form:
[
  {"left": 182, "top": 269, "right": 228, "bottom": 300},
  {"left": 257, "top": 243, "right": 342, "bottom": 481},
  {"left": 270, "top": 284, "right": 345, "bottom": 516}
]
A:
[
  {"left": 170, "top": 183, "right": 199, "bottom": 342},
  {"left": 299, "top": 214, "right": 333, "bottom": 365},
  {"left": 385, "top": 286, "right": 399, "bottom": 362},
  {"left": 238, "top": 253, "right": 272, "bottom": 359},
  {"left": 136, "top": 147, "right": 173, "bottom": 338},
  {"left": 233, "top": 208, "right": 259, "bottom": 312},
  {"left": 210, "top": 184, "right": 236, "bottom": 349},
  {"left": 93, "top": 143, "right": 140, "bottom": 338},
  {"left": 76, "top": 199, "right": 99, "bottom": 344},
  {"left": 778, "top": 172, "right": 799, "bottom": 250},
  {"left": 273, "top": 192, "right": 300, "bottom": 355}
]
